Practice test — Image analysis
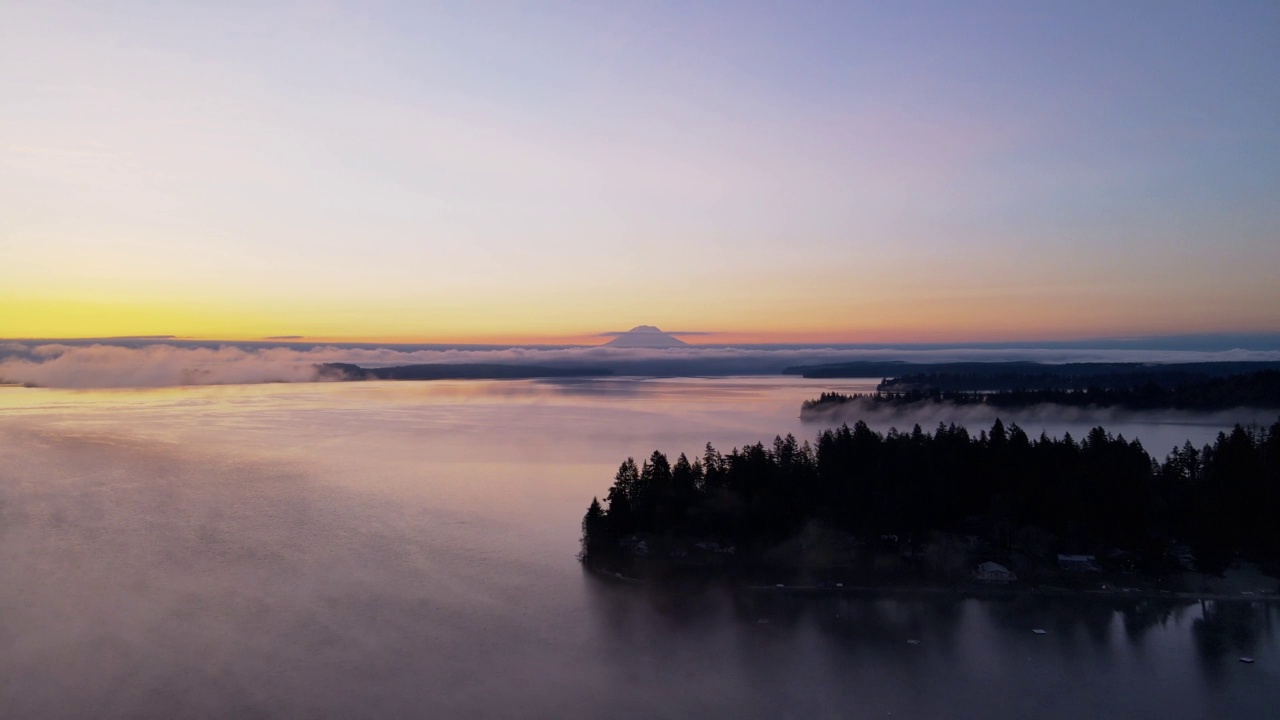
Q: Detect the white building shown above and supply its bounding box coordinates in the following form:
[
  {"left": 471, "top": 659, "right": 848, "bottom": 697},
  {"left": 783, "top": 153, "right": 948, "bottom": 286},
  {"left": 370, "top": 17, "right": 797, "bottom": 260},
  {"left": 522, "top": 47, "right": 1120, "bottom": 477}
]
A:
[{"left": 974, "top": 561, "right": 1017, "bottom": 584}]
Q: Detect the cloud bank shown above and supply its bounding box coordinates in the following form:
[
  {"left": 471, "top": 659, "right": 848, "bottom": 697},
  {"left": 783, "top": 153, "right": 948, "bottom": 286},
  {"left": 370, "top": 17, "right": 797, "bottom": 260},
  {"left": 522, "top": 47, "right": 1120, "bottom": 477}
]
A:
[
  {"left": 3, "top": 341, "right": 1280, "bottom": 389},
  {"left": 0, "top": 344, "right": 329, "bottom": 388}
]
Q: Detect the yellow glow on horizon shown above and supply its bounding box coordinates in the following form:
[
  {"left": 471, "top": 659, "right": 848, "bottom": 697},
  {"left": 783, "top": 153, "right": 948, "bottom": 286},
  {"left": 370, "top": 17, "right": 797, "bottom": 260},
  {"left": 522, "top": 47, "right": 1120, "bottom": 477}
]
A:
[{"left": 5, "top": 291, "right": 1279, "bottom": 347}]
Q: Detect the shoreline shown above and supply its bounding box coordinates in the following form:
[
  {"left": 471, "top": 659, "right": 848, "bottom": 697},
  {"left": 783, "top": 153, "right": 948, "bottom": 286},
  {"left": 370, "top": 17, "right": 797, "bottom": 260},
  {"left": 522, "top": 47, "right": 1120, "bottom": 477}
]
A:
[{"left": 582, "top": 561, "right": 1280, "bottom": 603}]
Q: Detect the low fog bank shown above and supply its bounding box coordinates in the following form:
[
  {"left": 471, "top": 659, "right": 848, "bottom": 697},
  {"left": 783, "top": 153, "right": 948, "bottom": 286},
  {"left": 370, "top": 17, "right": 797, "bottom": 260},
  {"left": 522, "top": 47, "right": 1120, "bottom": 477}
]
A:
[
  {"left": 4, "top": 340, "right": 1280, "bottom": 389},
  {"left": 801, "top": 397, "right": 1280, "bottom": 455},
  {"left": 0, "top": 343, "right": 327, "bottom": 388}
]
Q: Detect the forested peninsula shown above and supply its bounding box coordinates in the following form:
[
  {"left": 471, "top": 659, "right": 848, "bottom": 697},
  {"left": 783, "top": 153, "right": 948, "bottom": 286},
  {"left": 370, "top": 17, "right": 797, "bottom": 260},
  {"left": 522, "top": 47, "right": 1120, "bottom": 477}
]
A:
[{"left": 579, "top": 418, "right": 1280, "bottom": 594}]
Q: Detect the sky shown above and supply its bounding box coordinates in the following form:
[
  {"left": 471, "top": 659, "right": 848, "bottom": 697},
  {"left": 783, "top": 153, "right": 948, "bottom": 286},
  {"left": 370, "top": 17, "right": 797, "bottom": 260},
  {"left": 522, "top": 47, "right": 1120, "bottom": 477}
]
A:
[{"left": 3, "top": 1, "right": 1278, "bottom": 344}]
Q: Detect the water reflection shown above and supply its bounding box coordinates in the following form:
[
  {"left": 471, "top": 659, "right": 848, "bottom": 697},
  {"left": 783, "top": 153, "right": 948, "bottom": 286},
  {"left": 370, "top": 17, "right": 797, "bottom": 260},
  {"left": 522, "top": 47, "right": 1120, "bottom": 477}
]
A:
[
  {"left": 585, "top": 571, "right": 1279, "bottom": 717},
  {"left": 1194, "top": 600, "right": 1270, "bottom": 658},
  {"left": 586, "top": 570, "right": 1278, "bottom": 656}
]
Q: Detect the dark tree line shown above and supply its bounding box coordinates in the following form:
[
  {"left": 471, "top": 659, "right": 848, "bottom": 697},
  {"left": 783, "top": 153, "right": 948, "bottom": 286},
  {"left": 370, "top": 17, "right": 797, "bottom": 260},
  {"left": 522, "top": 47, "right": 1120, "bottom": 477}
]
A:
[
  {"left": 582, "top": 418, "right": 1280, "bottom": 577},
  {"left": 804, "top": 370, "right": 1280, "bottom": 413}
]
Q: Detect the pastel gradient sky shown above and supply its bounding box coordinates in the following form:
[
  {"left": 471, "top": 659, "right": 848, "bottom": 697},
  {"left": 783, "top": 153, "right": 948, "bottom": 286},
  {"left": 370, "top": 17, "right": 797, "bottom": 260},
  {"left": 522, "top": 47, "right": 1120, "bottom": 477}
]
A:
[{"left": 3, "top": 1, "right": 1278, "bottom": 343}]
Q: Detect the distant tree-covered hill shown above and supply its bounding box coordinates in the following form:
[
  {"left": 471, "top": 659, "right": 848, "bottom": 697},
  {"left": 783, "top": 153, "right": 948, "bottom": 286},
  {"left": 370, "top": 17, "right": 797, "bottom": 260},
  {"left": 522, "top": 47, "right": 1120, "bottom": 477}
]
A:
[
  {"left": 801, "top": 370, "right": 1280, "bottom": 414},
  {"left": 317, "top": 362, "right": 612, "bottom": 381},
  {"left": 784, "top": 360, "right": 1280, "bottom": 388}
]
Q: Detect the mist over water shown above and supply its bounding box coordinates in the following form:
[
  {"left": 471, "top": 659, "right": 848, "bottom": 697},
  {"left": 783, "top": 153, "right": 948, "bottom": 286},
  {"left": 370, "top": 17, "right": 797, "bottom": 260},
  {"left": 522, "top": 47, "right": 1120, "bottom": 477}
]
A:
[
  {"left": 1, "top": 379, "right": 1277, "bottom": 719},
  {"left": 801, "top": 398, "right": 1280, "bottom": 458},
  {"left": 5, "top": 341, "right": 1280, "bottom": 388}
]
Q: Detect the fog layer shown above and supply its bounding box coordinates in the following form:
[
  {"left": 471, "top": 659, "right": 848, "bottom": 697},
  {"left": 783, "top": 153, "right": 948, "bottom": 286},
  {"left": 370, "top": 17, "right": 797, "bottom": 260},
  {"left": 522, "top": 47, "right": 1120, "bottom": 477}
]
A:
[{"left": 4, "top": 341, "right": 1280, "bottom": 388}]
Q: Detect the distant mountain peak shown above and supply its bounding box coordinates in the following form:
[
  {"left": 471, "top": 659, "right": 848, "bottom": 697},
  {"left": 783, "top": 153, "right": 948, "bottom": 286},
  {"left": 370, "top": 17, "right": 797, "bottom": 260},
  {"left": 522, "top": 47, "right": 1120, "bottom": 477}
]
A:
[{"left": 604, "top": 326, "right": 688, "bottom": 348}]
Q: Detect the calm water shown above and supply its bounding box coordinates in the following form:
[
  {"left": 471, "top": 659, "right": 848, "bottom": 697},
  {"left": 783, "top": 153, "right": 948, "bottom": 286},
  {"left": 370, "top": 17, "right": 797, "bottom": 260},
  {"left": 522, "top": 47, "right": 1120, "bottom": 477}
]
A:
[{"left": 1, "top": 378, "right": 1277, "bottom": 719}]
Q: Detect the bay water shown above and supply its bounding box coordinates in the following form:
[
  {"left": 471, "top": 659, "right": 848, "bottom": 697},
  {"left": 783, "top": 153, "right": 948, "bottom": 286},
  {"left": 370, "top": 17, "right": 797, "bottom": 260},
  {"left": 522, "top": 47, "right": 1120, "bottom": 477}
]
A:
[{"left": 1, "top": 379, "right": 1276, "bottom": 719}]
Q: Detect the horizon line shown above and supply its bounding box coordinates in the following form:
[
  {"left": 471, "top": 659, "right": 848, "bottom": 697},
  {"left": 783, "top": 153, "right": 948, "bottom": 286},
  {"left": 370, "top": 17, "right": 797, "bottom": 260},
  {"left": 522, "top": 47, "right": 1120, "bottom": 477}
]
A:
[{"left": 5, "top": 330, "right": 1280, "bottom": 351}]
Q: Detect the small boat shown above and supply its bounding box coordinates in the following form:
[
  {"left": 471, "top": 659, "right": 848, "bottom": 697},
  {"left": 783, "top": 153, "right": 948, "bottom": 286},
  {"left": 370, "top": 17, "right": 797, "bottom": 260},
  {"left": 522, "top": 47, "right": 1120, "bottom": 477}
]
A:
[
  {"left": 1239, "top": 657, "right": 1255, "bottom": 664},
  {"left": 907, "top": 639, "right": 921, "bottom": 645},
  {"left": 1032, "top": 629, "right": 1048, "bottom": 635}
]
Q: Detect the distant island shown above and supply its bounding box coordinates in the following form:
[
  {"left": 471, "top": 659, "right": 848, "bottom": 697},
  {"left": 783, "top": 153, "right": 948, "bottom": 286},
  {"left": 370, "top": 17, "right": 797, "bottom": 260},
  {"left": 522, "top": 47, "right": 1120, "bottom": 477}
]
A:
[
  {"left": 579, "top": 417, "right": 1280, "bottom": 595},
  {"left": 317, "top": 363, "right": 612, "bottom": 381}
]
